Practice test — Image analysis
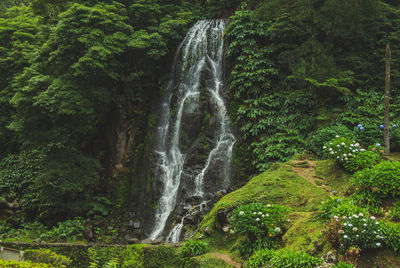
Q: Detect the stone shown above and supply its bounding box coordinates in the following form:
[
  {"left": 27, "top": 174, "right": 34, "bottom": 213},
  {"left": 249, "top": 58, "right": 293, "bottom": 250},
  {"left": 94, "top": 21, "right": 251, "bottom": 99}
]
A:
[
  {"left": 125, "top": 234, "right": 137, "bottom": 244},
  {"left": 151, "top": 236, "right": 164, "bottom": 245},
  {"left": 222, "top": 224, "right": 231, "bottom": 233},
  {"left": 133, "top": 221, "right": 141, "bottom": 229},
  {"left": 323, "top": 250, "right": 337, "bottom": 264},
  {"left": 141, "top": 238, "right": 152, "bottom": 244}
]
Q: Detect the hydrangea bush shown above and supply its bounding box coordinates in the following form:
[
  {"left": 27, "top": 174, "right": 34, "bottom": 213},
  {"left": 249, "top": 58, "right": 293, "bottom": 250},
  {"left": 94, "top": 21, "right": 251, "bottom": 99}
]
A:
[
  {"left": 323, "top": 136, "right": 383, "bottom": 173},
  {"left": 323, "top": 136, "right": 360, "bottom": 164},
  {"left": 321, "top": 197, "right": 369, "bottom": 219},
  {"left": 336, "top": 214, "right": 385, "bottom": 250},
  {"left": 232, "top": 203, "right": 290, "bottom": 241},
  {"left": 351, "top": 161, "right": 400, "bottom": 198}
]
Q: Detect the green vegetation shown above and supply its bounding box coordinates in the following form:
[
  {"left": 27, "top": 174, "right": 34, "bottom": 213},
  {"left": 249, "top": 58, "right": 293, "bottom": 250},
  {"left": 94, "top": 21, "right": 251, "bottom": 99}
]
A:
[
  {"left": 24, "top": 249, "right": 71, "bottom": 268},
  {"left": 181, "top": 240, "right": 209, "bottom": 257},
  {"left": 0, "top": 0, "right": 400, "bottom": 267},
  {"left": 0, "top": 260, "right": 53, "bottom": 267}
]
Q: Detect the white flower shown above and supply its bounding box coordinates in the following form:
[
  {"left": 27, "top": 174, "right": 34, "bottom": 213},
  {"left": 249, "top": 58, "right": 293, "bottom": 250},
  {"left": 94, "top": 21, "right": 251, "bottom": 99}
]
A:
[
  {"left": 362, "top": 219, "right": 366, "bottom": 222},
  {"left": 355, "top": 143, "right": 360, "bottom": 146},
  {"left": 329, "top": 148, "right": 333, "bottom": 151},
  {"left": 348, "top": 153, "right": 352, "bottom": 156},
  {"left": 253, "top": 212, "right": 256, "bottom": 215},
  {"left": 344, "top": 223, "right": 348, "bottom": 226},
  {"left": 341, "top": 142, "right": 345, "bottom": 146},
  {"left": 239, "top": 211, "right": 245, "bottom": 216},
  {"left": 359, "top": 213, "right": 364, "bottom": 217},
  {"left": 335, "top": 135, "right": 340, "bottom": 138},
  {"left": 348, "top": 223, "right": 353, "bottom": 227},
  {"left": 256, "top": 218, "right": 260, "bottom": 222},
  {"left": 376, "top": 243, "right": 381, "bottom": 247},
  {"left": 376, "top": 235, "right": 381, "bottom": 239},
  {"left": 343, "top": 153, "right": 347, "bottom": 157},
  {"left": 258, "top": 212, "right": 262, "bottom": 215},
  {"left": 267, "top": 204, "right": 271, "bottom": 207},
  {"left": 343, "top": 235, "right": 348, "bottom": 239},
  {"left": 363, "top": 224, "right": 367, "bottom": 227},
  {"left": 354, "top": 215, "right": 359, "bottom": 218},
  {"left": 334, "top": 216, "right": 339, "bottom": 219},
  {"left": 356, "top": 234, "right": 359, "bottom": 237},
  {"left": 345, "top": 158, "right": 348, "bottom": 161},
  {"left": 376, "top": 143, "right": 381, "bottom": 147},
  {"left": 376, "top": 222, "right": 379, "bottom": 225},
  {"left": 265, "top": 213, "right": 269, "bottom": 217},
  {"left": 330, "top": 143, "right": 333, "bottom": 145},
  {"left": 274, "top": 227, "right": 281, "bottom": 233},
  {"left": 262, "top": 214, "right": 265, "bottom": 218},
  {"left": 370, "top": 216, "right": 376, "bottom": 220},
  {"left": 352, "top": 227, "right": 358, "bottom": 231},
  {"left": 323, "top": 146, "right": 327, "bottom": 149},
  {"left": 360, "top": 148, "right": 365, "bottom": 152},
  {"left": 330, "top": 151, "right": 334, "bottom": 155}
]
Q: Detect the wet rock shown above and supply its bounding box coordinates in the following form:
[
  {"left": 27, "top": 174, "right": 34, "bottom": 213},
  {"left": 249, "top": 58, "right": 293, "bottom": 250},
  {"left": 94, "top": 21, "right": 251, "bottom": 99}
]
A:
[
  {"left": 141, "top": 238, "right": 152, "bottom": 244},
  {"left": 184, "top": 215, "right": 197, "bottom": 225},
  {"left": 152, "top": 236, "right": 164, "bottom": 245},
  {"left": 133, "top": 221, "right": 141, "bottom": 229}
]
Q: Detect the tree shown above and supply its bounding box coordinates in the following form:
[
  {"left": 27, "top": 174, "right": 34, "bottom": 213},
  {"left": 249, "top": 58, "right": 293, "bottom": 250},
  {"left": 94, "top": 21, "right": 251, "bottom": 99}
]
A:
[{"left": 384, "top": 44, "right": 391, "bottom": 155}]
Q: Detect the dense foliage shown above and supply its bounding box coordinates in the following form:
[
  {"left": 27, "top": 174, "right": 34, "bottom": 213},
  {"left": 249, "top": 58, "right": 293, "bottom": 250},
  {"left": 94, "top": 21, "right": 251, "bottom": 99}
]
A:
[{"left": 0, "top": 0, "right": 400, "bottom": 249}]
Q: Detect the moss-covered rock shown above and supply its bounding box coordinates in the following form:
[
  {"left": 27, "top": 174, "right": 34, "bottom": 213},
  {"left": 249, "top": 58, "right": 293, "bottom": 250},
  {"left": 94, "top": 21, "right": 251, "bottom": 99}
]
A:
[
  {"left": 199, "top": 163, "right": 330, "bottom": 232},
  {"left": 282, "top": 212, "right": 327, "bottom": 254}
]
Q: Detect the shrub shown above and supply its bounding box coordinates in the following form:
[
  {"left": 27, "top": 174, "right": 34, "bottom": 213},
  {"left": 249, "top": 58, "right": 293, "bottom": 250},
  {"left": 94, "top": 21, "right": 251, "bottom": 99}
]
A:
[
  {"left": 338, "top": 214, "right": 384, "bottom": 250},
  {"left": 381, "top": 221, "right": 400, "bottom": 252},
  {"left": 24, "top": 248, "right": 71, "bottom": 268},
  {"left": 181, "top": 240, "right": 208, "bottom": 257},
  {"left": 353, "top": 123, "right": 383, "bottom": 148},
  {"left": 389, "top": 200, "right": 400, "bottom": 221},
  {"left": 342, "top": 150, "right": 382, "bottom": 173},
  {"left": 232, "top": 203, "right": 290, "bottom": 241},
  {"left": 237, "top": 236, "right": 275, "bottom": 259},
  {"left": 0, "top": 260, "right": 52, "bottom": 267},
  {"left": 268, "top": 249, "right": 322, "bottom": 268},
  {"left": 307, "top": 125, "right": 354, "bottom": 157},
  {"left": 40, "top": 217, "right": 84, "bottom": 242},
  {"left": 246, "top": 248, "right": 275, "bottom": 268},
  {"left": 332, "top": 262, "right": 355, "bottom": 268},
  {"left": 351, "top": 161, "right": 400, "bottom": 198},
  {"left": 321, "top": 197, "right": 369, "bottom": 219},
  {"left": 323, "top": 137, "right": 363, "bottom": 166},
  {"left": 350, "top": 191, "right": 381, "bottom": 215}
]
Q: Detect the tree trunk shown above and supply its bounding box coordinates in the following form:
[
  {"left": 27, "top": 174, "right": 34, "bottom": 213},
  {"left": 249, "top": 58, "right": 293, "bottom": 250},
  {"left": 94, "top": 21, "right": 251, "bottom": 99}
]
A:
[{"left": 384, "top": 44, "right": 391, "bottom": 155}]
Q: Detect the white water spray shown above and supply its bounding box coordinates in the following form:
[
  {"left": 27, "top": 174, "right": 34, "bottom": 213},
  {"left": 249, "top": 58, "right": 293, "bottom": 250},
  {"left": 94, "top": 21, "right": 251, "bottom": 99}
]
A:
[{"left": 150, "top": 20, "right": 235, "bottom": 241}]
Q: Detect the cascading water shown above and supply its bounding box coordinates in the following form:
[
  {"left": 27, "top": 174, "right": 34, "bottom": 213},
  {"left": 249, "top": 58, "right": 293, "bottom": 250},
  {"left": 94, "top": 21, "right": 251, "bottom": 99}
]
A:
[{"left": 150, "top": 19, "right": 235, "bottom": 241}]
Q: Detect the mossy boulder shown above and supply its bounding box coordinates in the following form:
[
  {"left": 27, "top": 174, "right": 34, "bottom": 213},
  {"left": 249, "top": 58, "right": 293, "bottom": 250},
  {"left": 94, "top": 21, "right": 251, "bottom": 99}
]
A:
[{"left": 199, "top": 163, "right": 330, "bottom": 232}]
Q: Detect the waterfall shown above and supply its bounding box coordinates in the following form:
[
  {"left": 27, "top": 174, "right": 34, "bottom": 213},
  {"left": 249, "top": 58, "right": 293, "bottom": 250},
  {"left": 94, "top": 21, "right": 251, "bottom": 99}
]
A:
[{"left": 150, "top": 19, "right": 235, "bottom": 241}]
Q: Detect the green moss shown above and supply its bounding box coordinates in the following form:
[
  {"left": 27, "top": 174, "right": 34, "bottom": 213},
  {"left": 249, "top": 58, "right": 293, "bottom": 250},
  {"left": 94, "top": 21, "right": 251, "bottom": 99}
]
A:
[
  {"left": 315, "top": 160, "right": 353, "bottom": 196},
  {"left": 282, "top": 212, "right": 327, "bottom": 253},
  {"left": 386, "top": 152, "right": 400, "bottom": 162},
  {"left": 194, "top": 253, "right": 235, "bottom": 267},
  {"left": 199, "top": 163, "right": 329, "bottom": 231}
]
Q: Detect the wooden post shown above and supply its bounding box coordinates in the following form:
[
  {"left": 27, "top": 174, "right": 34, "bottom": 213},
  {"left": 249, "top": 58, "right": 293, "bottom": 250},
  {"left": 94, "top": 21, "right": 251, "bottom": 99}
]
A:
[{"left": 384, "top": 44, "right": 391, "bottom": 155}]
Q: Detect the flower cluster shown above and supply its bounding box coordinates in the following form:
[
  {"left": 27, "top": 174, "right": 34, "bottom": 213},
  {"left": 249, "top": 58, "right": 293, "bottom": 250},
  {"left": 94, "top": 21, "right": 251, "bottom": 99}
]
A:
[
  {"left": 232, "top": 203, "right": 290, "bottom": 240},
  {"left": 336, "top": 213, "right": 385, "bottom": 250},
  {"left": 323, "top": 136, "right": 362, "bottom": 163}
]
